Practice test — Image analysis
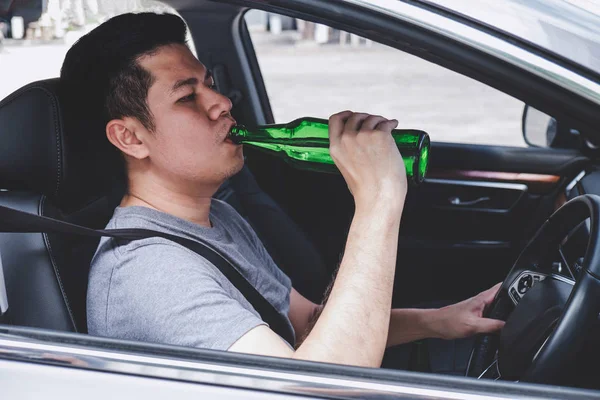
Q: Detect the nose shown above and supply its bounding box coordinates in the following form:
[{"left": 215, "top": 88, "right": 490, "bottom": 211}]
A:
[{"left": 206, "top": 87, "right": 233, "bottom": 121}]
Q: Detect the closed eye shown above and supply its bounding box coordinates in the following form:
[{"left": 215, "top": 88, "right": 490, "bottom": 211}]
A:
[{"left": 177, "top": 92, "right": 196, "bottom": 103}]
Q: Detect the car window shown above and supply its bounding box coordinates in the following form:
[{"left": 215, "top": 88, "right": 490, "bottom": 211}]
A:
[
  {"left": 244, "top": 10, "right": 527, "bottom": 147},
  {"left": 0, "top": 0, "right": 196, "bottom": 101}
]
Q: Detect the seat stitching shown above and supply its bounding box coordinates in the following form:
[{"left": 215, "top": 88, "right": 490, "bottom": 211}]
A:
[
  {"left": 0, "top": 84, "right": 63, "bottom": 197},
  {"left": 36, "top": 85, "right": 63, "bottom": 198},
  {"left": 48, "top": 88, "right": 62, "bottom": 198},
  {"left": 40, "top": 195, "right": 78, "bottom": 331}
]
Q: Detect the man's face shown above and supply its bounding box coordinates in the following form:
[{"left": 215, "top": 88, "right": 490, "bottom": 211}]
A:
[{"left": 135, "top": 44, "right": 243, "bottom": 189}]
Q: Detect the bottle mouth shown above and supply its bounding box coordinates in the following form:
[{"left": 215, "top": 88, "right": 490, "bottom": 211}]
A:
[{"left": 227, "top": 125, "right": 245, "bottom": 144}]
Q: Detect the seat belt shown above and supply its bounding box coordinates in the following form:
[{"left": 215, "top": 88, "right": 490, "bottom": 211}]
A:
[{"left": 0, "top": 204, "right": 295, "bottom": 347}]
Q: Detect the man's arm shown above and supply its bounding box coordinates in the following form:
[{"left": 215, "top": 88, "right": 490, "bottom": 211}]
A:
[
  {"left": 285, "top": 283, "right": 505, "bottom": 350},
  {"left": 288, "top": 288, "right": 321, "bottom": 345},
  {"left": 386, "top": 283, "right": 505, "bottom": 347},
  {"left": 230, "top": 199, "right": 402, "bottom": 364},
  {"left": 230, "top": 111, "right": 406, "bottom": 367}
]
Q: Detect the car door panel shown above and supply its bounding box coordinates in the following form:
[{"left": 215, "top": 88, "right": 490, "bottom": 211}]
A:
[
  {"left": 428, "top": 142, "right": 587, "bottom": 175},
  {"left": 401, "top": 142, "right": 588, "bottom": 242},
  {"left": 392, "top": 142, "right": 589, "bottom": 305}
]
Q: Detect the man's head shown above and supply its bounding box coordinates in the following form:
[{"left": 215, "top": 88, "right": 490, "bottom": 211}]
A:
[{"left": 60, "top": 12, "right": 243, "bottom": 197}]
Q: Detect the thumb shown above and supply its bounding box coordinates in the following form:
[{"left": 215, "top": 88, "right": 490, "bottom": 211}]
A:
[
  {"left": 478, "top": 282, "right": 502, "bottom": 305},
  {"left": 474, "top": 318, "right": 505, "bottom": 334}
]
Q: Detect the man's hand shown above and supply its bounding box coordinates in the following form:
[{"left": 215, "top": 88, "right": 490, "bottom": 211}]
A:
[
  {"left": 328, "top": 111, "right": 407, "bottom": 209},
  {"left": 430, "top": 283, "right": 505, "bottom": 340}
]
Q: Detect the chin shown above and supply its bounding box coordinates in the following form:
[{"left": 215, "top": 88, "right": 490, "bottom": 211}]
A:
[{"left": 222, "top": 156, "right": 245, "bottom": 180}]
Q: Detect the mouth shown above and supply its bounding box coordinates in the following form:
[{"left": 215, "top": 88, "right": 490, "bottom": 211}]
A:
[
  {"left": 224, "top": 121, "right": 239, "bottom": 144},
  {"left": 223, "top": 118, "right": 237, "bottom": 144}
]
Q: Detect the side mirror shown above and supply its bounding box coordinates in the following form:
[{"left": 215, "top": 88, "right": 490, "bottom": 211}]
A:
[{"left": 522, "top": 105, "right": 558, "bottom": 148}]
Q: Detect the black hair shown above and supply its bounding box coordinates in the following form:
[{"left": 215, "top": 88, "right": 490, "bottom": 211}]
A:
[
  {"left": 59, "top": 13, "right": 188, "bottom": 189},
  {"left": 61, "top": 12, "right": 188, "bottom": 130}
]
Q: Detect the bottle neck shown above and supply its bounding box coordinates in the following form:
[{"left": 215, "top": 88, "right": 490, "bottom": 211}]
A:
[{"left": 229, "top": 123, "right": 293, "bottom": 144}]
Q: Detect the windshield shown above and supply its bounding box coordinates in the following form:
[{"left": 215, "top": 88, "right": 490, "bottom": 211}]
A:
[{"left": 418, "top": 0, "right": 600, "bottom": 76}]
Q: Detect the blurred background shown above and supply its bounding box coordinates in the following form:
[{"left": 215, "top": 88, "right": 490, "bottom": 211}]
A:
[{"left": 0, "top": 0, "right": 597, "bottom": 145}]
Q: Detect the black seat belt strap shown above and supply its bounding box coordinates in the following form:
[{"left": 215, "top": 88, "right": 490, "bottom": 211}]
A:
[{"left": 0, "top": 204, "right": 295, "bottom": 347}]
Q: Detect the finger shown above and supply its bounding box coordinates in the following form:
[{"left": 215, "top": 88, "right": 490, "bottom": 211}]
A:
[
  {"left": 360, "top": 115, "right": 387, "bottom": 131},
  {"left": 329, "top": 110, "right": 353, "bottom": 144},
  {"left": 474, "top": 318, "right": 505, "bottom": 334},
  {"left": 478, "top": 282, "right": 503, "bottom": 305},
  {"left": 375, "top": 118, "right": 399, "bottom": 133},
  {"left": 345, "top": 112, "right": 370, "bottom": 133}
]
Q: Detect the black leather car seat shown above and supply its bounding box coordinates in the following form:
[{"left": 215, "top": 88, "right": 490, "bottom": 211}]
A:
[
  {"left": 0, "top": 79, "right": 119, "bottom": 332},
  {"left": 0, "top": 78, "right": 330, "bottom": 334}
]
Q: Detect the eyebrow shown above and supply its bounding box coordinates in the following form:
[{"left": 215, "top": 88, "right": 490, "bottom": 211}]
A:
[
  {"left": 171, "top": 77, "right": 198, "bottom": 95},
  {"left": 170, "top": 70, "right": 213, "bottom": 95}
]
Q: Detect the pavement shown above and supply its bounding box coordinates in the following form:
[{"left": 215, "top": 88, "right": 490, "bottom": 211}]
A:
[
  {"left": 0, "top": 29, "right": 526, "bottom": 146},
  {"left": 252, "top": 31, "right": 526, "bottom": 146},
  {"left": 0, "top": 28, "right": 87, "bottom": 98}
]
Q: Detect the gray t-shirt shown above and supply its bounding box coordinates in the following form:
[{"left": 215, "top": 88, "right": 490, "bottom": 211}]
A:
[{"left": 87, "top": 199, "right": 294, "bottom": 350}]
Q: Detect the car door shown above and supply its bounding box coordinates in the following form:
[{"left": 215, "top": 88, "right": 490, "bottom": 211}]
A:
[{"left": 235, "top": 12, "right": 591, "bottom": 307}]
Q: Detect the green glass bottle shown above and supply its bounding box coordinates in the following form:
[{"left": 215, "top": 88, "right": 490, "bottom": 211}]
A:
[{"left": 229, "top": 117, "right": 430, "bottom": 184}]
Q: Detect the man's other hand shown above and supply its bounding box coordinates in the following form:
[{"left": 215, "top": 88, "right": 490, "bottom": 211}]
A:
[{"left": 431, "top": 283, "right": 505, "bottom": 340}]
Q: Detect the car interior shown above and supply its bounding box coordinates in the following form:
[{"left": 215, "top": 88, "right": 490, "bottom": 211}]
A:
[{"left": 2, "top": 0, "right": 600, "bottom": 391}]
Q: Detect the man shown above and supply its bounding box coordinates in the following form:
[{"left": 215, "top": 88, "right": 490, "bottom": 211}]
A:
[{"left": 61, "top": 12, "right": 504, "bottom": 369}]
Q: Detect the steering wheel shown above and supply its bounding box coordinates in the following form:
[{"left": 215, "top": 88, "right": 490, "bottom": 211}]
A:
[{"left": 466, "top": 194, "right": 600, "bottom": 384}]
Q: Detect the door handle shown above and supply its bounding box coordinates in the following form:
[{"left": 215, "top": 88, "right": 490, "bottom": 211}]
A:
[{"left": 448, "top": 196, "right": 491, "bottom": 206}]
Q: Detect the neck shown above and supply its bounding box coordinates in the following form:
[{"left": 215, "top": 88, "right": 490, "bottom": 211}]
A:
[{"left": 120, "top": 170, "right": 220, "bottom": 228}]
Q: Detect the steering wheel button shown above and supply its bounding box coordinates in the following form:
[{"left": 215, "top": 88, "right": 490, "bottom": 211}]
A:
[
  {"left": 510, "top": 287, "right": 521, "bottom": 303},
  {"left": 518, "top": 274, "right": 533, "bottom": 294}
]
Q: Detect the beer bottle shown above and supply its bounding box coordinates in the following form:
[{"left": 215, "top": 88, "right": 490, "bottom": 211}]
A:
[{"left": 229, "top": 117, "right": 430, "bottom": 184}]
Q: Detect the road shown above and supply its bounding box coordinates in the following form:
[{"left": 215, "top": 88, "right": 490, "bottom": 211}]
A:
[{"left": 1, "top": 30, "right": 526, "bottom": 146}]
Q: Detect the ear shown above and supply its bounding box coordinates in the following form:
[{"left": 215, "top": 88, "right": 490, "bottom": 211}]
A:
[{"left": 106, "top": 118, "right": 150, "bottom": 160}]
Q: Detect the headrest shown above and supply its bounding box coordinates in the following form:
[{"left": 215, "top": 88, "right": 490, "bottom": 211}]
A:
[{"left": 0, "top": 79, "right": 123, "bottom": 210}]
